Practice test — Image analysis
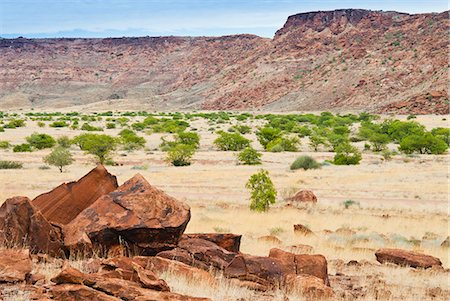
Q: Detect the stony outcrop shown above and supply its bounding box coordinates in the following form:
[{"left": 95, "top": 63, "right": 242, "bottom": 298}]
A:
[
  {"left": 64, "top": 174, "right": 191, "bottom": 255},
  {"left": 0, "top": 249, "right": 32, "bottom": 282},
  {"left": 294, "top": 224, "right": 314, "bottom": 236},
  {"left": 0, "top": 196, "right": 64, "bottom": 256},
  {"left": 375, "top": 248, "right": 442, "bottom": 268},
  {"left": 182, "top": 233, "right": 241, "bottom": 253},
  {"left": 33, "top": 165, "right": 118, "bottom": 225},
  {"left": 288, "top": 190, "right": 318, "bottom": 204}
]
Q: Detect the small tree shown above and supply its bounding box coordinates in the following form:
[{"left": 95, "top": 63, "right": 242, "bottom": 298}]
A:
[
  {"left": 57, "top": 136, "right": 72, "bottom": 148},
  {"left": 368, "top": 132, "right": 390, "bottom": 152},
  {"left": 73, "top": 133, "right": 117, "bottom": 164},
  {"left": 246, "top": 169, "right": 277, "bottom": 212},
  {"left": 166, "top": 144, "right": 195, "bottom": 166},
  {"left": 290, "top": 155, "right": 321, "bottom": 170},
  {"left": 399, "top": 133, "right": 448, "bottom": 154},
  {"left": 309, "top": 134, "right": 328, "bottom": 151},
  {"left": 333, "top": 143, "right": 362, "bottom": 165},
  {"left": 237, "top": 146, "right": 262, "bottom": 165},
  {"left": 256, "top": 127, "right": 282, "bottom": 150},
  {"left": 44, "top": 146, "right": 74, "bottom": 172}
]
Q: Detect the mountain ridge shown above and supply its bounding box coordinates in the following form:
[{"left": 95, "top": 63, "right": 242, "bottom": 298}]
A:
[{"left": 0, "top": 9, "right": 448, "bottom": 113}]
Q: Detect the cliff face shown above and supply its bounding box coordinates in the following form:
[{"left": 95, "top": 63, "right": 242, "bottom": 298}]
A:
[{"left": 0, "top": 9, "right": 448, "bottom": 113}]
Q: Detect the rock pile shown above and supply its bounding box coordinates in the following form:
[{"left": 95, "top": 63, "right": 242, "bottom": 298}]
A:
[{"left": 0, "top": 165, "right": 336, "bottom": 299}]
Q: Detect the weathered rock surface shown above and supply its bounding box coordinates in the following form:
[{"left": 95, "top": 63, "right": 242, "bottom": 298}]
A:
[
  {"left": 269, "top": 248, "right": 330, "bottom": 286},
  {"left": 0, "top": 249, "right": 32, "bottom": 282},
  {"left": 284, "top": 274, "right": 334, "bottom": 299},
  {"left": 288, "top": 190, "right": 318, "bottom": 204},
  {"left": 293, "top": 224, "right": 314, "bottom": 236},
  {"left": 375, "top": 248, "right": 442, "bottom": 268},
  {"left": 33, "top": 165, "right": 118, "bottom": 226},
  {"left": 440, "top": 236, "right": 450, "bottom": 248},
  {"left": 0, "top": 196, "right": 64, "bottom": 256},
  {"left": 64, "top": 174, "right": 191, "bottom": 255},
  {"left": 182, "top": 233, "right": 241, "bottom": 253}
]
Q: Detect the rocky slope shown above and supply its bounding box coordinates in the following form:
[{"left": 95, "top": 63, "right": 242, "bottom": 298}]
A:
[{"left": 0, "top": 9, "right": 448, "bottom": 113}]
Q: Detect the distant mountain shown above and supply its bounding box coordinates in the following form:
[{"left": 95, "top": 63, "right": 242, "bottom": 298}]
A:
[{"left": 0, "top": 9, "right": 448, "bottom": 114}]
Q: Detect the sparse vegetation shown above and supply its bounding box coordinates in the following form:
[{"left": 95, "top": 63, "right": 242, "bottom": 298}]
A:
[
  {"left": 237, "top": 146, "right": 262, "bottom": 165},
  {"left": 43, "top": 146, "right": 74, "bottom": 172},
  {"left": 290, "top": 155, "right": 321, "bottom": 170},
  {"left": 246, "top": 169, "right": 277, "bottom": 212}
]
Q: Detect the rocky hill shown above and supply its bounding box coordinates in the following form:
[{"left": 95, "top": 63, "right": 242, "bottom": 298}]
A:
[{"left": 0, "top": 9, "right": 448, "bottom": 113}]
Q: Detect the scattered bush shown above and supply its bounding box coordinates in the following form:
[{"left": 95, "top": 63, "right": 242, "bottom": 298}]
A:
[
  {"left": 399, "top": 133, "right": 448, "bottom": 154},
  {"left": 37, "top": 121, "right": 45, "bottom": 128},
  {"left": 166, "top": 144, "right": 195, "bottom": 166},
  {"left": 0, "top": 160, "right": 23, "bottom": 169},
  {"left": 333, "top": 143, "right": 362, "bottom": 165},
  {"left": 73, "top": 133, "right": 117, "bottom": 163},
  {"left": 246, "top": 169, "right": 277, "bottom": 212},
  {"left": 49, "top": 121, "right": 68, "bottom": 128},
  {"left": 13, "top": 143, "right": 32, "bottom": 152},
  {"left": 4, "top": 119, "right": 25, "bottom": 128},
  {"left": 231, "top": 124, "right": 252, "bottom": 134},
  {"left": 81, "top": 123, "right": 103, "bottom": 131},
  {"left": 26, "top": 133, "right": 56, "bottom": 150},
  {"left": 57, "top": 136, "right": 72, "bottom": 148},
  {"left": 118, "top": 129, "right": 146, "bottom": 151},
  {"left": 368, "top": 132, "right": 390, "bottom": 152},
  {"left": 214, "top": 131, "right": 250, "bottom": 151},
  {"left": 106, "top": 122, "right": 116, "bottom": 129},
  {"left": 237, "top": 146, "right": 262, "bottom": 165},
  {"left": 256, "top": 127, "right": 282, "bottom": 150},
  {"left": 342, "top": 199, "right": 360, "bottom": 209},
  {"left": 0, "top": 141, "right": 11, "bottom": 149},
  {"left": 43, "top": 146, "right": 74, "bottom": 172},
  {"left": 290, "top": 155, "right": 321, "bottom": 170},
  {"left": 266, "top": 136, "right": 300, "bottom": 152}
]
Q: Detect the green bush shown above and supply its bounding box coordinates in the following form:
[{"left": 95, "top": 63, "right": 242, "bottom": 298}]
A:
[
  {"left": 399, "top": 133, "right": 448, "bottom": 154},
  {"left": 106, "top": 122, "right": 116, "bottom": 129},
  {"left": 49, "top": 121, "right": 68, "bottom": 128},
  {"left": 237, "top": 146, "right": 262, "bottom": 165},
  {"left": 166, "top": 144, "right": 195, "bottom": 166},
  {"left": 383, "top": 120, "right": 425, "bottom": 143},
  {"left": 309, "top": 134, "right": 328, "bottom": 151},
  {"left": 73, "top": 133, "right": 117, "bottom": 163},
  {"left": 37, "top": 121, "right": 46, "bottom": 128},
  {"left": 43, "top": 146, "right": 74, "bottom": 172},
  {"left": 290, "top": 155, "right": 321, "bottom": 170},
  {"left": 26, "top": 133, "right": 56, "bottom": 150},
  {"left": 256, "top": 127, "right": 282, "bottom": 150},
  {"left": 177, "top": 131, "right": 200, "bottom": 148},
  {"left": 5, "top": 119, "right": 25, "bottom": 128},
  {"left": 214, "top": 131, "right": 250, "bottom": 151},
  {"left": 368, "top": 132, "right": 390, "bottom": 152},
  {"left": 0, "top": 160, "right": 23, "bottom": 169},
  {"left": 57, "top": 136, "right": 72, "bottom": 148},
  {"left": 118, "top": 129, "right": 146, "bottom": 151},
  {"left": 333, "top": 143, "right": 362, "bottom": 165},
  {"left": 81, "top": 123, "right": 103, "bottom": 131},
  {"left": 246, "top": 169, "right": 277, "bottom": 212},
  {"left": 0, "top": 141, "right": 10, "bottom": 149},
  {"left": 13, "top": 143, "right": 32, "bottom": 152},
  {"left": 231, "top": 124, "right": 252, "bottom": 134},
  {"left": 266, "top": 136, "right": 300, "bottom": 152},
  {"left": 431, "top": 127, "right": 450, "bottom": 145}
]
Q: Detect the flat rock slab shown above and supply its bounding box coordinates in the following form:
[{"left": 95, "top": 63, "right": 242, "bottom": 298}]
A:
[
  {"left": 0, "top": 249, "right": 32, "bottom": 282},
  {"left": 375, "top": 248, "right": 442, "bottom": 268}
]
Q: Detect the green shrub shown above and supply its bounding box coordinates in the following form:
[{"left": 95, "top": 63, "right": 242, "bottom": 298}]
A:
[
  {"left": 246, "top": 169, "right": 277, "bottom": 212},
  {"left": 383, "top": 120, "right": 425, "bottom": 143},
  {"left": 237, "top": 147, "right": 262, "bottom": 165},
  {"left": 37, "top": 121, "right": 46, "bottom": 128},
  {"left": 399, "top": 133, "right": 448, "bottom": 154},
  {"left": 0, "top": 141, "right": 10, "bottom": 149},
  {"left": 81, "top": 123, "right": 103, "bottom": 131},
  {"left": 266, "top": 136, "right": 300, "bottom": 152},
  {"left": 166, "top": 144, "right": 195, "bottom": 166},
  {"left": 0, "top": 127, "right": 4, "bottom": 132},
  {"left": 5, "top": 119, "right": 25, "bottom": 128},
  {"left": 131, "top": 122, "right": 146, "bottom": 131},
  {"left": 118, "top": 129, "right": 146, "bottom": 151},
  {"left": 309, "top": 134, "right": 328, "bottom": 151},
  {"left": 57, "top": 136, "right": 72, "bottom": 148},
  {"left": 0, "top": 160, "right": 23, "bottom": 169},
  {"left": 290, "top": 155, "right": 321, "bottom": 170},
  {"left": 26, "top": 133, "right": 56, "bottom": 150},
  {"left": 49, "top": 121, "right": 68, "bottom": 128},
  {"left": 368, "top": 132, "right": 390, "bottom": 152},
  {"left": 342, "top": 199, "right": 360, "bottom": 209},
  {"left": 152, "top": 119, "right": 189, "bottom": 133},
  {"left": 231, "top": 124, "right": 252, "bottom": 134},
  {"left": 333, "top": 143, "right": 362, "bottom": 165},
  {"left": 73, "top": 133, "right": 117, "bottom": 163},
  {"left": 43, "top": 146, "right": 74, "bottom": 172},
  {"left": 106, "top": 122, "right": 116, "bottom": 129},
  {"left": 13, "top": 143, "right": 32, "bottom": 152},
  {"left": 176, "top": 131, "right": 200, "bottom": 149},
  {"left": 431, "top": 127, "right": 450, "bottom": 145},
  {"left": 256, "top": 127, "right": 282, "bottom": 149},
  {"left": 214, "top": 131, "right": 250, "bottom": 151}
]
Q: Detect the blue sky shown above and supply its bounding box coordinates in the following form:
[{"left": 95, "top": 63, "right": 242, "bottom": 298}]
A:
[{"left": 1, "top": 0, "right": 448, "bottom": 38}]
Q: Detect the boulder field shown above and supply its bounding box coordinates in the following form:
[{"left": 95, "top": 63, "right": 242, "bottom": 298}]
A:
[{"left": 0, "top": 165, "right": 443, "bottom": 300}]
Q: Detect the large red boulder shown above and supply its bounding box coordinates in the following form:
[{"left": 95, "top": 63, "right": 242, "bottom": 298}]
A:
[
  {"left": 33, "top": 164, "right": 118, "bottom": 225},
  {"left": 269, "top": 248, "right": 330, "bottom": 286},
  {"left": 63, "top": 174, "right": 191, "bottom": 255},
  {"left": 0, "top": 196, "right": 64, "bottom": 256},
  {"left": 0, "top": 248, "right": 32, "bottom": 282},
  {"left": 288, "top": 190, "right": 317, "bottom": 204},
  {"left": 182, "top": 233, "right": 241, "bottom": 252},
  {"left": 375, "top": 248, "right": 442, "bottom": 268}
]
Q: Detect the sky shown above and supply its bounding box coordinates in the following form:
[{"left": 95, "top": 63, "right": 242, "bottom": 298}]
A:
[{"left": 1, "top": 0, "right": 448, "bottom": 38}]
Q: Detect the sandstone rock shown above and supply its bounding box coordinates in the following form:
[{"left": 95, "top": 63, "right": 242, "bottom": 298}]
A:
[
  {"left": 0, "top": 196, "right": 64, "bottom": 256},
  {"left": 224, "top": 254, "right": 288, "bottom": 287},
  {"left": 0, "top": 248, "right": 32, "bottom": 282},
  {"left": 375, "top": 248, "right": 442, "bottom": 268},
  {"left": 133, "top": 256, "right": 216, "bottom": 284},
  {"left": 288, "top": 190, "right": 317, "bottom": 204},
  {"left": 440, "top": 236, "right": 450, "bottom": 248},
  {"left": 257, "top": 235, "right": 282, "bottom": 245},
  {"left": 33, "top": 165, "right": 118, "bottom": 225},
  {"left": 293, "top": 224, "right": 314, "bottom": 236},
  {"left": 285, "top": 274, "right": 334, "bottom": 299},
  {"left": 157, "top": 247, "right": 210, "bottom": 270},
  {"left": 269, "top": 248, "right": 330, "bottom": 286},
  {"left": 49, "top": 284, "right": 121, "bottom": 301},
  {"left": 182, "top": 233, "right": 241, "bottom": 252},
  {"left": 64, "top": 174, "right": 190, "bottom": 255}
]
